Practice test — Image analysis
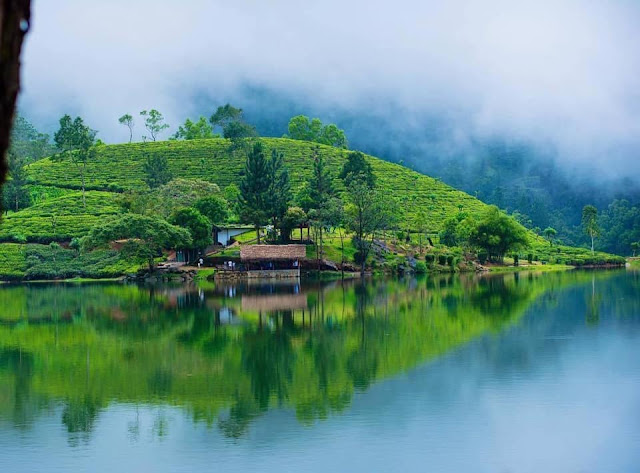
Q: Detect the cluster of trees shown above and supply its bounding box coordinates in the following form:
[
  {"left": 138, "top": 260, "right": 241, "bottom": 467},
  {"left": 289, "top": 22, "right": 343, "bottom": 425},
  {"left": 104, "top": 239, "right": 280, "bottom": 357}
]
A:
[
  {"left": 286, "top": 115, "right": 348, "bottom": 148},
  {"left": 2, "top": 115, "right": 55, "bottom": 213},
  {"left": 236, "top": 144, "right": 395, "bottom": 273}
]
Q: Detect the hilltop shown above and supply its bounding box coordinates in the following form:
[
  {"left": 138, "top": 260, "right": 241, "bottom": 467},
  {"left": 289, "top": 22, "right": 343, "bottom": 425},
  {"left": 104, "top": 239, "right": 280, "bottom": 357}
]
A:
[{"left": 0, "top": 138, "right": 624, "bottom": 279}]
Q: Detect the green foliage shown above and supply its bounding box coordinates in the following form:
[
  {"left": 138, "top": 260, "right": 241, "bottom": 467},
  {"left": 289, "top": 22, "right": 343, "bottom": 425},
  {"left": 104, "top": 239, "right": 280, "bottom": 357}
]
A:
[
  {"left": 139, "top": 109, "right": 169, "bottom": 142},
  {"left": 265, "top": 149, "right": 292, "bottom": 236},
  {"left": 2, "top": 153, "right": 30, "bottom": 212},
  {"left": 173, "top": 116, "right": 215, "bottom": 140},
  {"left": 170, "top": 207, "right": 212, "bottom": 250},
  {"left": 582, "top": 204, "right": 600, "bottom": 253},
  {"left": 543, "top": 227, "right": 557, "bottom": 246},
  {"left": 210, "top": 104, "right": 256, "bottom": 140},
  {"left": 142, "top": 153, "right": 171, "bottom": 188},
  {"left": 9, "top": 114, "right": 54, "bottom": 164},
  {"left": 83, "top": 214, "right": 191, "bottom": 269},
  {"left": 238, "top": 142, "right": 270, "bottom": 238},
  {"left": 282, "top": 206, "right": 307, "bottom": 241},
  {"left": 194, "top": 195, "right": 229, "bottom": 225},
  {"left": 287, "top": 115, "right": 348, "bottom": 148},
  {"left": 340, "top": 151, "right": 375, "bottom": 189},
  {"left": 415, "top": 261, "right": 427, "bottom": 273},
  {"left": 469, "top": 206, "right": 528, "bottom": 261}
]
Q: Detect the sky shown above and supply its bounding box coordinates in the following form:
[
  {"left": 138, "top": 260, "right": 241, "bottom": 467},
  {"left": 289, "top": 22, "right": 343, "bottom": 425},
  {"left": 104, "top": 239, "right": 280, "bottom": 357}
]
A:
[{"left": 18, "top": 0, "right": 640, "bottom": 178}]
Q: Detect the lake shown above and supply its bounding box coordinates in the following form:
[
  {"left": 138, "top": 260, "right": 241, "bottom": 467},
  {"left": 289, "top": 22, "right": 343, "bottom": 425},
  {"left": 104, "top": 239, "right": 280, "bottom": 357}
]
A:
[{"left": 1, "top": 270, "right": 639, "bottom": 472}]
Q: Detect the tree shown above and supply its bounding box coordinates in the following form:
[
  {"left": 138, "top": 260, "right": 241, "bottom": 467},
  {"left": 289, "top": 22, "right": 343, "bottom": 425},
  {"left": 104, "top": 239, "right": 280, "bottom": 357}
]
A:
[
  {"left": 194, "top": 195, "right": 229, "bottom": 225},
  {"left": 582, "top": 205, "right": 600, "bottom": 253},
  {"left": 287, "top": 115, "right": 348, "bottom": 148},
  {"left": 170, "top": 207, "right": 212, "bottom": 251},
  {"left": 238, "top": 142, "right": 270, "bottom": 243},
  {"left": 139, "top": 109, "right": 169, "bottom": 141},
  {"left": 142, "top": 154, "right": 171, "bottom": 189},
  {"left": 210, "top": 104, "right": 256, "bottom": 141},
  {"left": 282, "top": 206, "right": 307, "bottom": 242},
  {"left": 468, "top": 206, "right": 529, "bottom": 262},
  {"left": 344, "top": 179, "right": 396, "bottom": 275},
  {"left": 118, "top": 114, "right": 134, "bottom": 143},
  {"left": 631, "top": 242, "right": 639, "bottom": 257},
  {"left": 53, "top": 114, "right": 97, "bottom": 207},
  {"left": 172, "top": 116, "right": 215, "bottom": 140},
  {"left": 223, "top": 184, "right": 241, "bottom": 221},
  {"left": 340, "top": 151, "right": 375, "bottom": 189},
  {"left": 9, "top": 114, "right": 52, "bottom": 163},
  {"left": 308, "top": 148, "right": 335, "bottom": 257},
  {"left": 543, "top": 227, "right": 557, "bottom": 246},
  {"left": 265, "top": 149, "right": 291, "bottom": 240},
  {"left": 82, "top": 214, "right": 191, "bottom": 271},
  {"left": 2, "top": 152, "right": 29, "bottom": 212}
]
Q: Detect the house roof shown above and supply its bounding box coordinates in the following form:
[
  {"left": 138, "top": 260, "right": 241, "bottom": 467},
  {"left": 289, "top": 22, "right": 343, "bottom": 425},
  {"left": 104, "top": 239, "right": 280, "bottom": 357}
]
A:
[{"left": 240, "top": 244, "right": 306, "bottom": 261}]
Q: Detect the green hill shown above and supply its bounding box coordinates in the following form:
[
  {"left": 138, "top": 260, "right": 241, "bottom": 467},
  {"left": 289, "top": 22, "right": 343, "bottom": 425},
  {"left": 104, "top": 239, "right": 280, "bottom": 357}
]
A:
[{"left": 0, "top": 137, "right": 624, "bottom": 279}]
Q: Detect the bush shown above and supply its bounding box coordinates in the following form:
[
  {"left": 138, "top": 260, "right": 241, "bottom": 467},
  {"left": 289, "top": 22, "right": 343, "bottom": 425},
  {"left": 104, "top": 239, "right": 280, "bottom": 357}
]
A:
[
  {"left": 425, "top": 254, "right": 435, "bottom": 265},
  {"left": 415, "top": 261, "right": 427, "bottom": 274},
  {"left": 527, "top": 253, "right": 533, "bottom": 264},
  {"left": 513, "top": 254, "right": 519, "bottom": 266},
  {"left": 438, "top": 254, "right": 447, "bottom": 266},
  {"left": 477, "top": 251, "right": 488, "bottom": 264},
  {"left": 353, "top": 251, "right": 365, "bottom": 265},
  {"left": 446, "top": 255, "right": 455, "bottom": 267}
]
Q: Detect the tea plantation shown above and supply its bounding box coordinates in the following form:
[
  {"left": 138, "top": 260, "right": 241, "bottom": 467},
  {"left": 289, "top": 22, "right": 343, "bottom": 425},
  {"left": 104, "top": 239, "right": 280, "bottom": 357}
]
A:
[{"left": 0, "top": 137, "right": 624, "bottom": 279}]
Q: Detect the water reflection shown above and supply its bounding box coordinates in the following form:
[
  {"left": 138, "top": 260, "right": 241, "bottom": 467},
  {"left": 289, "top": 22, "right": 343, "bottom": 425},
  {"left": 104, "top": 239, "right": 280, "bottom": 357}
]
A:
[{"left": 0, "top": 270, "right": 632, "bottom": 444}]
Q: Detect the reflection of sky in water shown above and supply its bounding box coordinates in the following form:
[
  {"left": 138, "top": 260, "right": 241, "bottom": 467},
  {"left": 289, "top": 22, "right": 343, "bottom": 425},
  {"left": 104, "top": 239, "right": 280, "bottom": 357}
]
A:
[{"left": 0, "top": 272, "right": 639, "bottom": 472}]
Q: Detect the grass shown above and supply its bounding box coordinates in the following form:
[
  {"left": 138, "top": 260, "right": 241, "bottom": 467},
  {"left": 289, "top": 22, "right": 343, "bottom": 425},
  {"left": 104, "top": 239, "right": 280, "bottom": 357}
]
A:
[{"left": 0, "top": 191, "right": 120, "bottom": 242}]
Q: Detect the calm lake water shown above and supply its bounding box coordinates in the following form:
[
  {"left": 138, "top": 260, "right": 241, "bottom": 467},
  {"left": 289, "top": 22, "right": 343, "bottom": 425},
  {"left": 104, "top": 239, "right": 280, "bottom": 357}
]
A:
[{"left": 0, "top": 270, "right": 639, "bottom": 472}]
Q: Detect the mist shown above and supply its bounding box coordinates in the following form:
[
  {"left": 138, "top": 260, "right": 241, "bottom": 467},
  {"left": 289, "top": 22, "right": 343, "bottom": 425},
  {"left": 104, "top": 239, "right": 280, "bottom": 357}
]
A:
[{"left": 18, "top": 0, "right": 640, "bottom": 180}]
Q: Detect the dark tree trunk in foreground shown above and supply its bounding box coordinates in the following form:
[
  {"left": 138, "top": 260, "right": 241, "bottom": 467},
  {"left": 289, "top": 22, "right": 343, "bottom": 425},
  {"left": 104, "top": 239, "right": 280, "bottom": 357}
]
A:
[{"left": 0, "top": 0, "right": 31, "bottom": 194}]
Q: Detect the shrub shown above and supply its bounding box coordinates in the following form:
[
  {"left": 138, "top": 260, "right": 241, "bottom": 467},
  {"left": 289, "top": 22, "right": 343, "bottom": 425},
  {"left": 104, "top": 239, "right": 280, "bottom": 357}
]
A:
[
  {"left": 477, "top": 251, "right": 488, "bottom": 264},
  {"left": 425, "top": 254, "right": 435, "bottom": 265},
  {"left": 527, "top": 253, "right": 533, "bottom": 264},
  {"left": 438, "top": 254, "right": 447, "bottom": 266},
  {"left": 513, "top": 254, "right": 519, "bottom": 266},
  {"left": 415, "top": 261, "right": 427, "bottom": 274},
  {"left": 446, "top": 255, "right": 455, "bottom": 267},
  {"left": 353, "top": 251, "right": 365, "bottom": 265}
]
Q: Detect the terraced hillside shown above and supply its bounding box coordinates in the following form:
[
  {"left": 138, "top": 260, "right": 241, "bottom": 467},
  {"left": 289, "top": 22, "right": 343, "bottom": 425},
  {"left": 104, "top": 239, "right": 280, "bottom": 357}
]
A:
[
  {"left": 24, "top": 138, "right": 487, "bottom": 230},
  {"left": 0, "top": 137, "right": 624, "bottom": 279}
]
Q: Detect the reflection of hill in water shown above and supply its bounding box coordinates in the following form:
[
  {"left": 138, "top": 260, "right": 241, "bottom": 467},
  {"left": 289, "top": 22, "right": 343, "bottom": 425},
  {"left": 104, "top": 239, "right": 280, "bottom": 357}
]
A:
[{"left": 0, "top": 270, "right": 625, "bottom": 440}]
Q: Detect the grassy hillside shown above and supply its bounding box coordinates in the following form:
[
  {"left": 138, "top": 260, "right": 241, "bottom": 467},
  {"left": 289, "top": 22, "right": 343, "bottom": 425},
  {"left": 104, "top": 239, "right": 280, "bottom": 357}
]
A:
[
  {"left": 25, "top": 138, "right": 487, "bottom": 231},
  {"left": 0, "top": 137, "right": 624, "bottom": 279}
]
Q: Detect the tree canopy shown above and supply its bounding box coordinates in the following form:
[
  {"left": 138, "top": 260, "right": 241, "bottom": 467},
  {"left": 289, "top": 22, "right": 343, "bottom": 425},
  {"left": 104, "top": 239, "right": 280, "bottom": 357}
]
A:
[
  {"left": 172, "top": 116, "right": 215, "bottom": 140},
  {"left": 340, "top": 151, "right": 375, "bottom": 189},
  {"left": 170, "top": 207, "right": 212, "bottom": 250},
  {"left": 469, "top": 206, "right": 528, "bottom": 261},
  {"left": 287, "top": 115, "right": 348, "bottom": 148}
]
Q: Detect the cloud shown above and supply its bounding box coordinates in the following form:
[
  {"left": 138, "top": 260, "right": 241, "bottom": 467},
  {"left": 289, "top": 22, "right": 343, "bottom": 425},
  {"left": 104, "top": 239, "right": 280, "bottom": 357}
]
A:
[{"left": 19, "top": 0, "right": 640, "bottom": 176}]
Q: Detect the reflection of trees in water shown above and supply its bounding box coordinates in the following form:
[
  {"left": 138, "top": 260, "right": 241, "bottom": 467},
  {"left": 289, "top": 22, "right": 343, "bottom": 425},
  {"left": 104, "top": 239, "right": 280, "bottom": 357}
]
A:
[
  {"left": 0, "top": 270, "right": 627, "bottom": 441},
  {"left": 62, "top": 396, "right": 101, "bottom": 446}
]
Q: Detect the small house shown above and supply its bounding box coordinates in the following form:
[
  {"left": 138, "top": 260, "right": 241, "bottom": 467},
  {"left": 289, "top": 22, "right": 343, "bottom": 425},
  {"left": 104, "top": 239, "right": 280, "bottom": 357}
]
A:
[
  {"left": 240, "top": 244, "right": 306, "bottom": 278},
  {"left": 213, "top": 224, "right": 254, "bottom": 246}
]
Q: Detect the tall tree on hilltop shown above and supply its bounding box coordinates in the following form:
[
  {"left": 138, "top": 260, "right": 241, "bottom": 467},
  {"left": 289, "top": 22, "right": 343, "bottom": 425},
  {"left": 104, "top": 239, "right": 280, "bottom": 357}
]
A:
[
  {"left": 53, "top": 114, "right": 97, "bottom": 207},
  {"left": 118, "top": 114, "right": 134, "bottom": 143},
  {"left": 210, "top": 104, "right": 257, "bottom": 142},
  {"left": 238, "top": 142, "right": 270, "bottom": 243},
  {"left": 172, "top": 116, "right": 215, "bottom": 140},
  {"left": 582, "top": 205, "right": 600, "bottom": 254},
  {"left": 139, "top": 109, "right": 169, "bottom": 141}
]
